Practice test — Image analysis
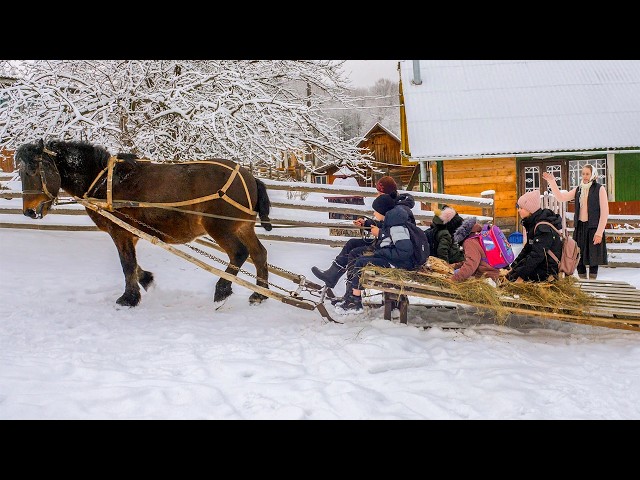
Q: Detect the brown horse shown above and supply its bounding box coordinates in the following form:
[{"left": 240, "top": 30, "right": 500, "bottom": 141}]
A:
[{"left": 15, "top": 139, "right": 273, "bottom": 307}]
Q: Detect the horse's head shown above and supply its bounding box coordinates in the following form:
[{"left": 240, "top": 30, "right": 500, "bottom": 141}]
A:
[{"left": 15, "top": 139, "right": 61, "bottom": 219}]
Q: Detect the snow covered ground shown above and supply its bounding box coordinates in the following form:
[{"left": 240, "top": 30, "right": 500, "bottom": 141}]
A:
[{"left": 2, "top": 227, "right": 640, "bottom": 420}]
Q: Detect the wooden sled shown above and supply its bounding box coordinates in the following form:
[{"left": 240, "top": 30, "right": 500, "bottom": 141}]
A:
[{"left": 360, "top": 269, "right": 640, "bottom": 332}]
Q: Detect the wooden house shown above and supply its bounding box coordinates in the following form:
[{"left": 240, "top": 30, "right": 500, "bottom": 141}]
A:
[
  {"left": 274, "top": 122, "right": 412, "bottom": 188},
  {"left": 398, "top": 60, "right": 640, "bottom": 232}
]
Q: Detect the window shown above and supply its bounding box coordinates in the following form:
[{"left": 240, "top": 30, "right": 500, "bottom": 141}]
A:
[
  {"left": 569, "top": 159, "right": 606, "bottom": 190},
  {"left": 315, "top": 175, "right": 327, "bottom": 184}
]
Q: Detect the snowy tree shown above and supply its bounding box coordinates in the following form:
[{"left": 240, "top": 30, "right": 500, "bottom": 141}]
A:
[
  {"left": 324, "top": 78, "right": 400, "bottom": 140},
  {"left": 0, "top": 60, "right": 373, "bottom": 178}
]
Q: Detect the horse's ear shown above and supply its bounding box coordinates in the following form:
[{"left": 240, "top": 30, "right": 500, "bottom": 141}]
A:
[{"left": 37, "top": 139, "right": 44, "bottom": 151}]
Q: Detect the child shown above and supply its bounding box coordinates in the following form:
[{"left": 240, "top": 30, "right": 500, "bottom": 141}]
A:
[
  {"left": 312, "top": 176, "right": 416, "bottom": 292},
  {"left": 335, "top": 194, "right": 416, "bottom": 314},
  {"left": 450, "top": 217, "right": 501, "bottom": 283},
  {"left": 431, "top": 206, "right": 465, "bottom": 264},
  {"left": 507, "top": 190, "right": 564, "bottom": 282}
]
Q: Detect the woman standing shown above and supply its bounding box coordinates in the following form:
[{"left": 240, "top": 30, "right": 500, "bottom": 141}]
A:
[{"left": 542, "top": 165, "right": 609, "bottom": 279}]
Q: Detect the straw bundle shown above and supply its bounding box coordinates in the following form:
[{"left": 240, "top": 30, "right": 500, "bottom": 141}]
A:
[{"left": 363, "top": 264, "right": 595, "bottom": 325}]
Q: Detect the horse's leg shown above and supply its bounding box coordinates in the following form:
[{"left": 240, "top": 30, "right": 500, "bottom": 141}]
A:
[
  {"left": 111, "top": 230, "right": 143, "bottom": 307},
  {"left": 132, "top": 238, "right": 154, "bottom": 291},
  {"left": 236, "top": 222, "right": 269, "bottom": 305},
  {"left": 206, "top": 231, "right": 249, "bottom": 303}
]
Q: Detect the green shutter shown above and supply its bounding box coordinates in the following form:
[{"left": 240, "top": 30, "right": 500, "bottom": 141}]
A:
[{"left": 615, "top": 153, "right": 640, "bottom": 201}]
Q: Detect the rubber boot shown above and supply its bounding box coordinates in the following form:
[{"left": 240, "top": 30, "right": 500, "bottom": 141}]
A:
[
  {"left": 588, "top": 272, "right": 598, "bottom": 280},
  {"left": 578, "top": 273, "right": 587, "bottom": 279},
  {"left": 335, "top": 290, "right": 363, "bottom": 315},
  {"left": 330, "top": 279, "right": 351, "bottom": 305},
  {"left": 311, "top": 261, "right": 346, "bottom": 289}
]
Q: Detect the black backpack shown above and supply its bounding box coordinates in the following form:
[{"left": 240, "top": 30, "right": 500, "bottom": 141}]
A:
[
  {"left": 407, "top": 223, "right": 430, "bottom": 267},
  {"left": 424, "top": 225, "right": 437, "bottom": 256}
]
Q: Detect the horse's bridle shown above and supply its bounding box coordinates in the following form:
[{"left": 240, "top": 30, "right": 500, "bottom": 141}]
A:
[{"left": 21, "top": 147, "right": 61, "bottom": 211}]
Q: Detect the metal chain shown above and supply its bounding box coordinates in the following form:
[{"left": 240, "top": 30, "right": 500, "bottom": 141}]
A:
[{"left": 116, "top": 209, "right": 295, "bottom": 295}]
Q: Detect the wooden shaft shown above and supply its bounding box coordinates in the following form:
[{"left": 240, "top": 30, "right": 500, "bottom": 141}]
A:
[{"left": 76, "top": 198, "right": 314, "bottom": 311}]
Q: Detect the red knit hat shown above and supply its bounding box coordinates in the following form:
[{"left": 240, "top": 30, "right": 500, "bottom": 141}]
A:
[{"left": 375, "top": 176, "right": 398, "bottom": 196}]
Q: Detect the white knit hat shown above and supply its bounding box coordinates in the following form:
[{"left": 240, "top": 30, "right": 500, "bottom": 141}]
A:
[{"left": 435, "top": 206, "right": 457, "bottom": 224}]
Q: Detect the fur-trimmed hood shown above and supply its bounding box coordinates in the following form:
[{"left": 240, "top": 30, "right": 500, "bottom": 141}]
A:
[{"left": 453, "top": 216, "right": 482, "bottom": 244}]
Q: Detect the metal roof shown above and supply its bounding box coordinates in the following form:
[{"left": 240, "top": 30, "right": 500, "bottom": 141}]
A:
[{"left": 400, "top": 60, "right": 640, "bottom": 158}]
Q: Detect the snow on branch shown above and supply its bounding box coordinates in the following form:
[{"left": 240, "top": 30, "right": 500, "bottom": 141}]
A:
[{"left": 0, "top": 60, "right": 372, "bottom": 173}]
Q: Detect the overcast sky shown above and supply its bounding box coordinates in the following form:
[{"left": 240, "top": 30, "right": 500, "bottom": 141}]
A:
[{"left": 342, "top": 60, "right": 399, "bottom": 88}]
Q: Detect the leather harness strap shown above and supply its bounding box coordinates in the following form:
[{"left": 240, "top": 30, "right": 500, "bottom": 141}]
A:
[{"left": 83, "top": 157, "right": 257, "bottom": 216}]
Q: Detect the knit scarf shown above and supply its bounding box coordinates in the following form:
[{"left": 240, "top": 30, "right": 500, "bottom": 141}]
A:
[{"left": 579, "top": 180, "right": 593, "bottom": 209}]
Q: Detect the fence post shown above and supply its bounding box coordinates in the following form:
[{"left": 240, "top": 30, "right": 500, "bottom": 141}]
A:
[{"left": 481, "top": 191, "right": 495, "bottom": 225}]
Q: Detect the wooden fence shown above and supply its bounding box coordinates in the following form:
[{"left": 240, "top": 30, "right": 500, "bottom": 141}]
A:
[
  {"left": 0, "top": 175, "right": 495, "bottom": 247},
  {"left": 4, "top": 174, "right": 640, "bottom": 265}
]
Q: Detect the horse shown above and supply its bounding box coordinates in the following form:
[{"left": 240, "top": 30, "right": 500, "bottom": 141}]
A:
[{"left": 15, "top": 139, "right": 274, "bottom": 307}]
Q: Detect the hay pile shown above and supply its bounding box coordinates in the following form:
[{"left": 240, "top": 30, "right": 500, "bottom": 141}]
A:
[{"left": 363, "top": 262, "right": 595, "bottom": 325}]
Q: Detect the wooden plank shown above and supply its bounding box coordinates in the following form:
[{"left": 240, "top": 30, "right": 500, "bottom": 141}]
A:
[
  {"left": 445, "top": 174, "right": 516, "bottom": 186},
  {"left": 443, "top": 158, "right": 515, "bottom": 171},
  {"left": 261, "top": 180, "right": 494, "bottom": 208},
  {"left": 0, "top": 221, "right": 100, "bottom": 231}
]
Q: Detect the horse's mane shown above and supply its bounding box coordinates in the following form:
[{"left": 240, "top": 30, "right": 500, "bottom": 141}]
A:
[{"left": 45, "top": 140, "right": 112, "bottom": 169}]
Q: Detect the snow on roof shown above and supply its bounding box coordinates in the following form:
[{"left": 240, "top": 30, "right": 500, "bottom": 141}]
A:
[
  {"left": 360, "top": 122, "right": 401, "bottom": 144},
  {"left": 335, "top": 166, "right": 356, "bottom": 176},
  {"left": 400, "top": 60, "right": 640, "bottom": 158}
]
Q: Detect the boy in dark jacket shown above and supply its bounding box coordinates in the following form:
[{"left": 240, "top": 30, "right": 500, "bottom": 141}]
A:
[
  {"left": 507, "top": 190, "right": 564, "bottom": 282},
  {"left": 311, "top": 176, "right": 415, "bottom": 292},
  {"left": 335, "top": 194, "right": 416, "bottom": 314}
]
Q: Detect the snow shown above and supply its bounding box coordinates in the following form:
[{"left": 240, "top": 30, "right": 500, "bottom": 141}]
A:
[{"left": 3, "top": 227, "right": 640, "bottom": 419}]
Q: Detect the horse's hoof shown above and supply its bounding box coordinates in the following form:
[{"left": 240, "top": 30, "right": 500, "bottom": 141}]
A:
[
  {"left": 139, "top": 271, "right": 154, "bottom": 291},
  {"left": 214, "top": 283, "right": 233, "bottom": 302},
  {"left": 116, "top": 293, "right": 140, "bottom": 307},
  {"left": 249, "top": 292, "right": 268, "bottom": 305}
]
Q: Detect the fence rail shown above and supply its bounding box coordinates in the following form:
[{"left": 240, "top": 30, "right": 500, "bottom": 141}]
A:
[{"left": 0, "top": 178, "right": 495, "bottom": 245}]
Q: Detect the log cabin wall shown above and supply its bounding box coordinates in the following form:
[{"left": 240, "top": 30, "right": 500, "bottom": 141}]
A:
[{"left": 442, "top": 157, "right": 517, "bottom": 232}]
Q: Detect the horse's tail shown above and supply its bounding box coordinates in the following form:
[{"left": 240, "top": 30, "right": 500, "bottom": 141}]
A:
[{"left": 255, "top": 178, "right": 273, "bottom": 231}]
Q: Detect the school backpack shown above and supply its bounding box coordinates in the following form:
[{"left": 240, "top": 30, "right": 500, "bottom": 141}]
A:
[
  {"left": 424, "top": 225, "right": 437, "bottom": 257},
  {"left": 407, "top": 223, "right": 430, "bottom": 267},
  {"left": 534, "top": 221, "right": 581, "bottom": 275},
  {"left": 474, "top": 224, "right": 516, "bottom": 269}
]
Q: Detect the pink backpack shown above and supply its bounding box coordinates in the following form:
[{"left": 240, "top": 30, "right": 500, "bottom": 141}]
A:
[
  {"left": 534, "top": 221, "right": 581, "bottom": 275},
  {"left": 472, "top": 224, "right": 516, "bottom": 269}
]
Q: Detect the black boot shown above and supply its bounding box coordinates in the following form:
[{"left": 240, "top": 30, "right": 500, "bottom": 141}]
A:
[
  {"left": 330, "top": 279, "right": 351, "bottom": 305},
  {"left": 311, "top": 261, "right": 345, "bottom": 289},
  {"left": 335, "top": 291, "right": 363, "bottom": 315}
]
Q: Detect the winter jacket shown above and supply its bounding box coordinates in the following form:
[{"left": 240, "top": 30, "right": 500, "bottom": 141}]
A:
[
  {"left": 432, "top": 216, "right": 465, "bottom": 263},
  {"left": 451, "top": 219, "right": 500, "bottom": 282},
  {"left": 395, "top": 193, "right": 416, "bottom": 225},
  {"left": 370, "top": 204, "right": 415, "bottom": 269},
  {"left": 508, "top": 208, "right": 563, "bottom": 282}
]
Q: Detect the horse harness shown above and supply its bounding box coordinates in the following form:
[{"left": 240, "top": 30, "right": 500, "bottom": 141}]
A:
[
  {"left": 20, "top": 147, "right": 61, "bottom": 209},
  {"left": 81, "top": 156, "right": 258, "bottom": 216}
]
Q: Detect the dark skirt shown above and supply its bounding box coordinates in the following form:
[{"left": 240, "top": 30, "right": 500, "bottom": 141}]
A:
[{"left": 573, "top": 220, "right": 608, "bottom": 266}]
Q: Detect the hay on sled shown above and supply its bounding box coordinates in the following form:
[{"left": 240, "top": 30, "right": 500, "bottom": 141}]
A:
[{"left": 362, "top": 260, "right": 595, "bottom": 325}]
